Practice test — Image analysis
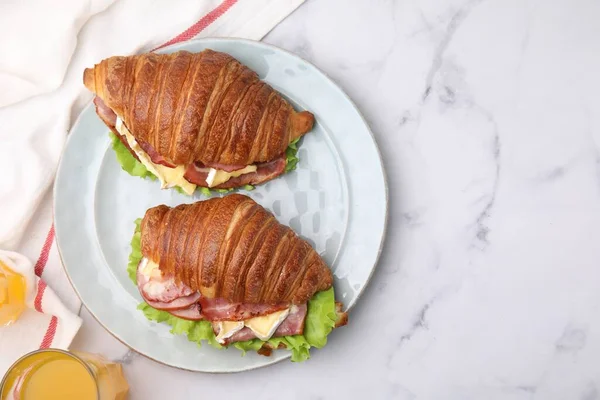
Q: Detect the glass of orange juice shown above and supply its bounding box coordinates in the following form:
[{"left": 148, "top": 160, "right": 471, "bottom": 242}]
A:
[
  {"left": 0, "top": 349, "right": 129, "bottom": 400},
  {"left": 0, "top": 260, "right": 27, "bottom": 326}
]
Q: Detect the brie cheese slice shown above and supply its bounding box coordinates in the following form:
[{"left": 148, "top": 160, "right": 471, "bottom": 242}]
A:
[{"left": 115, "top": 116, "right": 196, "bottom": 195}]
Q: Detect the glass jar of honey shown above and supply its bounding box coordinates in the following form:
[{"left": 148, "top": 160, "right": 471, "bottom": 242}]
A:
[
  {"left": 0, "top": 349, "right": 129, "bottom": 400},
  {"left": 0, "top": 259, "right": 26, "bottom": 326}
]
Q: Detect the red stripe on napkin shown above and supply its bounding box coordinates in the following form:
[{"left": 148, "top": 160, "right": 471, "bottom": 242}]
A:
[
  {"left": 34, "top": 280, "right": 47, "bottom": 313},
  {"left": 34, "top": 225, "right": 54, "bottom": 277},
  {"left": 34, "top": 281, "right": 59, "bottom": 348},
  {"left": 154, "top": 0, "right": 238, "bottom": 50},
  {"left": 39, "top": 316, "right": 58, "bottom": 349}
]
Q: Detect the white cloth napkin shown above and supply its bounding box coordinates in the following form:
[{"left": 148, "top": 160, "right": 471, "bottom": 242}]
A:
[
  {"left": 0, "top": 0, "right": 304, "bottom": 374},
  {"left": 0, "top": 250, "right": 82, "bottom": 374}
]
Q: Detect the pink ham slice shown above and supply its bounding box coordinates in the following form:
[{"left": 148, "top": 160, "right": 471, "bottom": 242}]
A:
[
  {"left": 134, "top": 255, "right": 308, "bottom": 339},
  {"left": 93, "top": 96, "right": 140, "bottom": 160},
  {"left": 94, "top": 96, "right": 117, "bottom": 127},
  {"left": 168, "top": 303, "right": 203, "bottom": 321},
  {"left": 138, "top": 141, "right": 176, "bottom": 168},
  {"left": 184, "top": 157, "right": 287, "bottom": 189},
  {"left": 143, "top": 292, "right": 200, "bottom": 311},
  {"left": 137, "top": 259, "right": 195, "bottom": 304},
  {"left": 273, "top": 304, "right": 307, "bottom": 336},
  {"left": 93, "top": 96, "right": 175, "bottom": 167},
  {"left": 199, "top": 297, "right": 289, "bottom": 321},
  {"left": 218, "top": 304, "right": 308, "bottom": 344},
  {"left": 223, "top": 327, "right": 255, "bottom": 343},
  {"left": 201, "top": 162, "right": 249, "bottom": 172}
]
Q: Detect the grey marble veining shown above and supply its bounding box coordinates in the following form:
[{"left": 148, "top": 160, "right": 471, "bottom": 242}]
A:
[{"left": 70, "top": 0, "right": 600, "bottom": 398}]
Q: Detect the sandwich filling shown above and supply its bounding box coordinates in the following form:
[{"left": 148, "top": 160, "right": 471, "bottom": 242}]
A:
[
  {"left": 206, "top": 165, "right": 257, "bottom": 187},
  {"left": 97, "top": 98, "right": 266, "bottom": 192},
  {"left": 137, "top": 257, "right": 306, "bottom": 344},
  {"left": 115, "top": 117, "right": 196, "bottom": 194},
  {"left": 112, "top": 113, "right": 273, "bottom": 190},
  {"left": 182, "top": 157, "right": 287, "bottom": 189}
]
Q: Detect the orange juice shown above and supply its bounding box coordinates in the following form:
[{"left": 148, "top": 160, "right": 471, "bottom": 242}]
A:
[
  {"left": 1, "top": 350, "right": 129, "bottom": 400},
  {"left": 0, "top": 260, "right": 26, "bottom": 326}
]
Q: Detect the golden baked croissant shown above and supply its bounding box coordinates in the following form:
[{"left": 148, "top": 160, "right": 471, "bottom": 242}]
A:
[
  {"left": 140, "top": 194, "right": 332, "bottom": 305},
  {"left": 83, "top": 49, "right": 314, "bottom": 193}
]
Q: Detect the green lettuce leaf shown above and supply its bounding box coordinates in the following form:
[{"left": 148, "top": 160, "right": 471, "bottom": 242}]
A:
[
  {"left": 126, "top": 218, "right": 143, "bottom": 284},
  {"left": 285, "top": 138, "right": 300, "bottom": 172},
  {"left": 137, "top": 302, "right": 222, "bottom": 349},
  {"left": 127, "top": 206, "right": 339, "bottom": 362},
  {"left": 280, "top": 336, "right": 311, "bottom": 362},
  {"left": 304, "top": 288, "right": 337, "bottom": 348},
  {"left": 233, "top": 339, "right": 264, "bottom": 354},
  {"left": 110, "top": 132, "right": 156, "bottom": 180}
]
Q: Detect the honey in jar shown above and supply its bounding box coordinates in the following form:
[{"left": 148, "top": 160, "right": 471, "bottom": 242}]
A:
[{"left": 0, "top": 260, "right": 26, "bottom": 327}]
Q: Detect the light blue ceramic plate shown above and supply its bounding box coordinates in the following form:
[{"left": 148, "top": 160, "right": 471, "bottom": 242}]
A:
[{"left": 54, "top": 38, "right": 387, "bottom": 372}]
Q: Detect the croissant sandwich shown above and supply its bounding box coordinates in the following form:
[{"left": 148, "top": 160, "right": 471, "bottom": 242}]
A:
[
  {"left": 128, "top": 194, "right": 347, "bottom": 360},
  {"left": 84, "top": 49, "right": 314, "bottom": 195}
]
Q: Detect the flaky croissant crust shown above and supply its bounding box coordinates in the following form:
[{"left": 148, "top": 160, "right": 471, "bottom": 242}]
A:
[
  {"left": 84, "top": 49, "right": 314, "bottom": 166},
  {"left": 140, "top": 195, "right": 333, "bottom": 305}
]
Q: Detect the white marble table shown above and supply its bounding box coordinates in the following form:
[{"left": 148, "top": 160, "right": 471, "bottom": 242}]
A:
[{"left": 71, "top": 0, "right": 600, "bottom": 398}]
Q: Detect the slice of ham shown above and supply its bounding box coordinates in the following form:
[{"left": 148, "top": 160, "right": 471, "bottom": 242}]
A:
[
  {"left": 143, "top": 292, "right": 200, "bottom": 311},
  {"left": 273, "top": 304, "right": 307, "bottom": 336},
  {"left": 94, "top": 96, "right": 117, "bottom": 127},
  {"left": 94, "top": 96, "right": 139, "bottom": 161},
  {"left": 200, "top": 161, "right": 248, "bottom": 173},
  {"left": 199, "top": 297, "right": 289, "bottom": 321},
  {"left": 138, "top": 141, "right": 176, "bottom": 168},
  {"left": 184, "top": 157, "right": 287, "bottom": 189},
  {"left": 218, "top": 304, "right": 308, "bottom": 344},
  {"left": 168, "top": 303, "right": 203, "bottom": 321},
  {"left": 222, "top": 327, "right": 256, "bottom": 343},
  {"left": 94, "top": 96, "right": 175, "bottom": 168},
  {"left": 137, "top": 259, "right": 195, "bottom": 303}
]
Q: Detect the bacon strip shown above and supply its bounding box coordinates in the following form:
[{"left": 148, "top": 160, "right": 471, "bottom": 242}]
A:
[
  {"left": 95, "top": 96, "right": 175, "bottom": 167},
  {"left": 183, "top": 157, "right": 286, "bottom": 189},
  {"left": 168, "top": 303, "right": 203, "bottom": 321},
  {"left": 201, "top": 161, "right": 248, "bottom": 172},
  {"left": 94, "top": 97, "right": 139, "bottom": 160},
  {"left": 199, "top": 296, "right": 289, "bottom": 321},
  {"left": 273, "top": 304, "right": 307, "bottom": 336},
  {"left": 138, "top": 141, "right": 176, "bottom": 168},
  {"left": 94, "top": 96, "right": 117, "bottom": 127},
  {"left": 142, "top": 293, "right": 200, "bottom": 311}
]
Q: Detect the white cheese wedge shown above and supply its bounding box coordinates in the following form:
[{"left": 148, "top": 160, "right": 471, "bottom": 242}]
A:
[
  {"left": 244, "top": 308, "right": 290, "bottom": 341},
  {"left": 115, "top": 117, "right": 196, "bottom": 195},
  {"left": 205, "top": 165, "right": 257, "bottom": 188},
  {"left": 214, "top": 308, "right": 291, "bottom": 344},
  {"left": 215, "top": 321, "right": 244, "bottom": 344}
]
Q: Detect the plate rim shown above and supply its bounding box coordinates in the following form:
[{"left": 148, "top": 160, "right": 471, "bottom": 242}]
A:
[{"left": 53, "top": 37, "right": 389, "bottom": 373}]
